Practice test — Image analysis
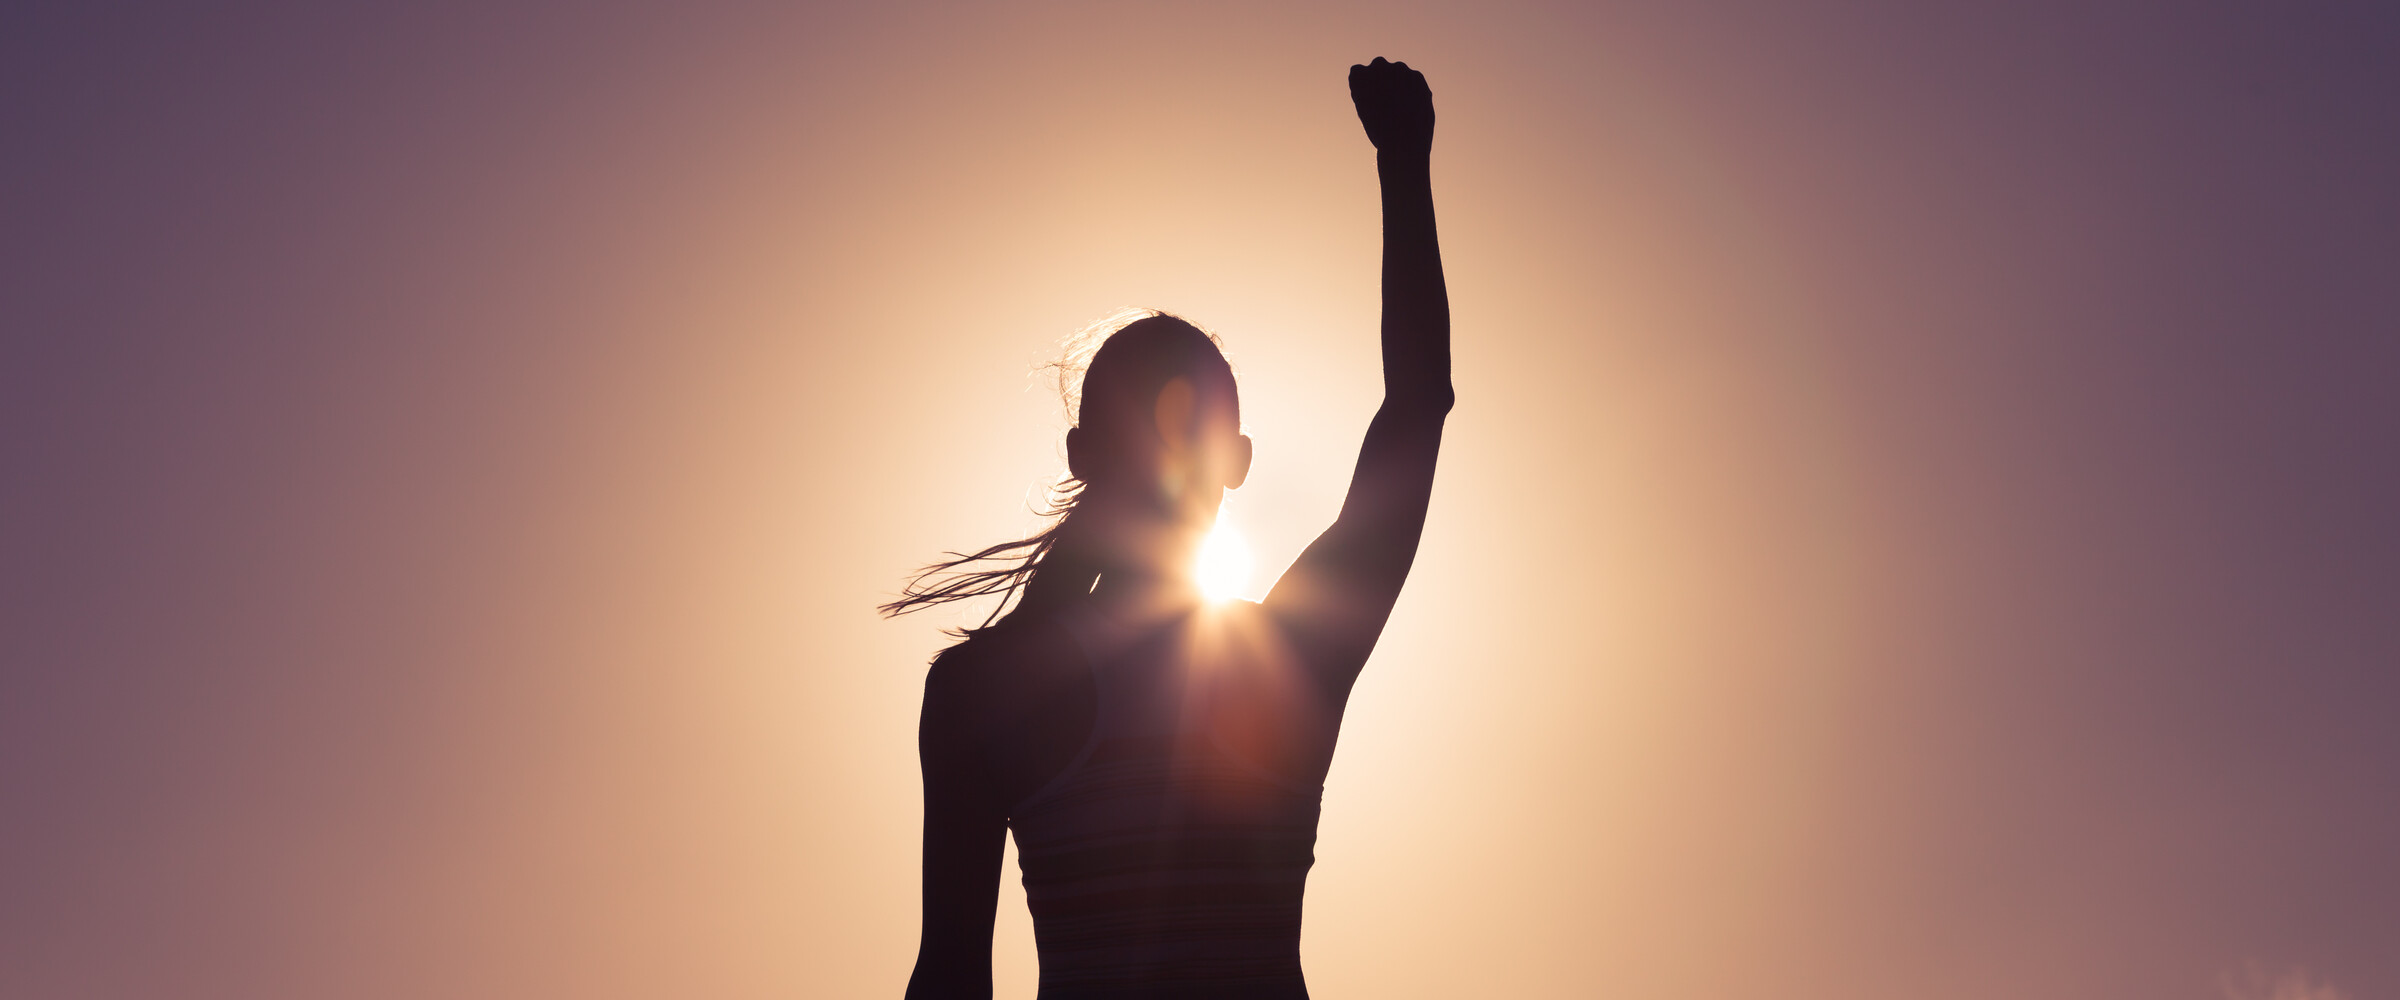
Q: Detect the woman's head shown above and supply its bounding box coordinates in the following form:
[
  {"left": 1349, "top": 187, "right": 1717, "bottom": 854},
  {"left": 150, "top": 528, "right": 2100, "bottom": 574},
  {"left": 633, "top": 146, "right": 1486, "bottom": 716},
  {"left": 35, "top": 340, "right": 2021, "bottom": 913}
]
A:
[
  {"left": 881, "top": 310, "right": 1248, "bottom": 629},
  {"left": 1065, "top": 314, "right": 1251, "bottom": 550}
]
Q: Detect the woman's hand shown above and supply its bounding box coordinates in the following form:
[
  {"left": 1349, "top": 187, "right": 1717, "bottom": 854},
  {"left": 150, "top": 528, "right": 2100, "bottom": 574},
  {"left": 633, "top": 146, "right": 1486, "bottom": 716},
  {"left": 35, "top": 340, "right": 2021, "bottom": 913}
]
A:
[{"left": 1348, "top": 57, "right": 1434, "bottom": 157}]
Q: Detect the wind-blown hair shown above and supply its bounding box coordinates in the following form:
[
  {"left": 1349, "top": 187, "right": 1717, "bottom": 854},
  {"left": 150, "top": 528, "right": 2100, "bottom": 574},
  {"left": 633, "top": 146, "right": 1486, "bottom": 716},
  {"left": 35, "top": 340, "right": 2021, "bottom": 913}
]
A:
[{"left": 879, "top": 309, "right": 1237, "bottom": 635}]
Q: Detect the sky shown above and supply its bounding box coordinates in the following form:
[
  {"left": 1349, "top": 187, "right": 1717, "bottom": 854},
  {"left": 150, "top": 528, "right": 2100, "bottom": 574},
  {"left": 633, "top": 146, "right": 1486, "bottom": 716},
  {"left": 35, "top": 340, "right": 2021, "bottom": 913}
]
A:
[{"left": 3, "top": 1, "right": 2395, "bottom": 998}]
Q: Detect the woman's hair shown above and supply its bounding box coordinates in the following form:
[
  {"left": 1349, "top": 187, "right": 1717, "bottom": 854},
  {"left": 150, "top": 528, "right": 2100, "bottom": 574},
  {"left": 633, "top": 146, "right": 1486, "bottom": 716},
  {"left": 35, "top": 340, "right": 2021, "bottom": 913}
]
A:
[{"left": 879, "top": 309, "right": 1237, "bottom": 634}]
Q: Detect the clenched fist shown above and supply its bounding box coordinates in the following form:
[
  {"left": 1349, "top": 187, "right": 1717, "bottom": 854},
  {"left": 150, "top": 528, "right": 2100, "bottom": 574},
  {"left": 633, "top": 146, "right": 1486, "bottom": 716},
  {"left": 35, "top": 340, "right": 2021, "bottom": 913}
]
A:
[{"left": 1349, "top": 57, "right": 1434, "bottom": 157}]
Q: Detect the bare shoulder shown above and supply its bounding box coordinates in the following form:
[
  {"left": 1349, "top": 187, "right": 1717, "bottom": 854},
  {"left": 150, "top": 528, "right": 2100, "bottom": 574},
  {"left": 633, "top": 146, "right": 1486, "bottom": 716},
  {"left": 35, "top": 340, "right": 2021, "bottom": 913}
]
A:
[
  {"left": 920, "top": 631, "right": 1009, "bottom": 734},
  {"left": 920, "top": 615, "right": 1087, "bottom": 734},
  {"left": 919, "top": 612, "right": 1097, "bottom": 807}
]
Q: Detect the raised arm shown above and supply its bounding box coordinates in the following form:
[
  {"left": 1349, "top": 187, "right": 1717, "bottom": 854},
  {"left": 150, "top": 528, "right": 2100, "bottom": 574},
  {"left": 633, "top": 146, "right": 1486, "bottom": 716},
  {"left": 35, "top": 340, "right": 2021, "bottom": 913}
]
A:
[{"left": 1263, "top": 58, "right": 1451, "bottom": 693}]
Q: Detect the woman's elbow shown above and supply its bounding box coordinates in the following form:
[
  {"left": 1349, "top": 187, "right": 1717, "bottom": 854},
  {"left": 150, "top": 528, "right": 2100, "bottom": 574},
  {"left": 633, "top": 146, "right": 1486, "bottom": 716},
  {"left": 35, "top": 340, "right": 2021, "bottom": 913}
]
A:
[{"left": 1401, "top": 383, "right": 1454, "bottom": 418}]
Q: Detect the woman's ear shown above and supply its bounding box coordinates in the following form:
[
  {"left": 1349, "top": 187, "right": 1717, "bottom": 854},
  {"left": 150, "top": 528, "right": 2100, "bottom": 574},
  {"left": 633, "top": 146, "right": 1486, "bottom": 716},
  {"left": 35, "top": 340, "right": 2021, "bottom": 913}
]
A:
[
  {"left": 1225, "top": 434, "right": 1253, "bottom": 489},
  {"left": 1065, "top": 426, "right": 1090, "bottom": 483}
]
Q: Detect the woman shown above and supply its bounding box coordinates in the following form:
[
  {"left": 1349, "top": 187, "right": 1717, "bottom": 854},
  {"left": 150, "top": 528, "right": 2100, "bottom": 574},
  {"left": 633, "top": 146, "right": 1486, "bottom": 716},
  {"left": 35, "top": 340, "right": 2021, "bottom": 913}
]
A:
[{"left": 889, "top": 57, "right": 1449, "bottom": 999}]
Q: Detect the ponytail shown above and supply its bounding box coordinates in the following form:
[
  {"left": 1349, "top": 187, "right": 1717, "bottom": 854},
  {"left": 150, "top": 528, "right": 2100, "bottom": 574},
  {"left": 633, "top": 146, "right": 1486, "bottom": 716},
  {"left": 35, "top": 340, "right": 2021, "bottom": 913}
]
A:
[{"left": 877, "top": 479, "right": 1090, "bottom": 635}]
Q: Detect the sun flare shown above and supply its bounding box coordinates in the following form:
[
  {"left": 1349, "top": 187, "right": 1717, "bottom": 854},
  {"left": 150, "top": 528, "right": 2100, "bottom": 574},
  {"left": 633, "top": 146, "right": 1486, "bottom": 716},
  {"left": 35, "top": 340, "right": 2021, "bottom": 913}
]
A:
[{"left": 1195, "top": 516, "right": 1253, "bottom": 602}]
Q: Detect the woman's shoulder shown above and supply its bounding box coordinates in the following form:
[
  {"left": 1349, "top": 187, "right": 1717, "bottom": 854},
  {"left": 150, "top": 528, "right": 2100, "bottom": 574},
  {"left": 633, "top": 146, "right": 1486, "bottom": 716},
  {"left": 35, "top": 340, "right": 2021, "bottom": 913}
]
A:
[
  {"left": 927, "top": 610, "right": 1077, "bottom": 671},
  {"left": 921, "top": 611, "right": 1087, "bottom": 721}
]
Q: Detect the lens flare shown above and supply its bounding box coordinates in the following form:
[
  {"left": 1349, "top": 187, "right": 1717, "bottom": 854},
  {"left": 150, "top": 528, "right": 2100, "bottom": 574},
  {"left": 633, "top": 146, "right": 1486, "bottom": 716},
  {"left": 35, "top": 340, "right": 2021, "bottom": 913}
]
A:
[{"left": 1195, "top": 515, "right": 1252, "bottom": 601}]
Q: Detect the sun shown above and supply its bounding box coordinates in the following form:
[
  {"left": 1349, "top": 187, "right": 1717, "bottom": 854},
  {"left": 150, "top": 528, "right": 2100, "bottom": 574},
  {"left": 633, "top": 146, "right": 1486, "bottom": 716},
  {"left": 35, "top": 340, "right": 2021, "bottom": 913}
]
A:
[{"left": 1195, "top": 514, "right": 1253, "bottom": 602}]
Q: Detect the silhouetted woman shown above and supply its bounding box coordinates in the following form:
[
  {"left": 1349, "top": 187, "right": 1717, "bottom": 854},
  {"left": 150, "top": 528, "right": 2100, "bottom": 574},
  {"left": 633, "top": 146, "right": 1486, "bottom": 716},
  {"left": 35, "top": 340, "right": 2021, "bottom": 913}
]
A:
[{"left": 887, "top": 58, "right": 1447, "bottom": 999}]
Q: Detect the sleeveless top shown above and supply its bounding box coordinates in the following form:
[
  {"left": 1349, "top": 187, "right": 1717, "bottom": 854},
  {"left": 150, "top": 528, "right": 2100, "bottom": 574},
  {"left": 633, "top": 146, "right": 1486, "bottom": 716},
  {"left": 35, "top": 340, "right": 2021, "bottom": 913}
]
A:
[{"left": 1008, "top": 601, "right": 1326, "bottom": 999}]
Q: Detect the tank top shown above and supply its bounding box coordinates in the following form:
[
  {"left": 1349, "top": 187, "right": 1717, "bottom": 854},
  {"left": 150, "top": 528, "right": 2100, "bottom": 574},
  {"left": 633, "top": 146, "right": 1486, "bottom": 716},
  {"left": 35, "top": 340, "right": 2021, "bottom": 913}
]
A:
[{"left": 1008, "top": 601, "right": 1326, "bottom": 999}]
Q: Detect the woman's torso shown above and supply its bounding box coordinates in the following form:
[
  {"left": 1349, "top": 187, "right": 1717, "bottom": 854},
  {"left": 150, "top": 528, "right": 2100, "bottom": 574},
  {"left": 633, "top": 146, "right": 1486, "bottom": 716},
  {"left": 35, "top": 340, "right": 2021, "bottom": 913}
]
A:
[{"left": 978, "top": 600, "right": 1337, "bottom": 999}]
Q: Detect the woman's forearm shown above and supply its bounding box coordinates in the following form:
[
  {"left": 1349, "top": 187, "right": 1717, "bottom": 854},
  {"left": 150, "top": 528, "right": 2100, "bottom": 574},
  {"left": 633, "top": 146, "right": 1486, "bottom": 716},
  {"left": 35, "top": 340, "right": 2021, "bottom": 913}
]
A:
[{"left": 1377, "top": 146, "right": 1452, "bottom": 411}]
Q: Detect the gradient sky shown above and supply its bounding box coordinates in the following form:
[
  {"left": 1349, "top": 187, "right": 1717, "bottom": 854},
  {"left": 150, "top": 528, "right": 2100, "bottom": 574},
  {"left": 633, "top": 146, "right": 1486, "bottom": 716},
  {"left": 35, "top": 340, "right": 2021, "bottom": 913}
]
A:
[{"left": 4, "top": 2, "right": 2395, "bottom": 998}]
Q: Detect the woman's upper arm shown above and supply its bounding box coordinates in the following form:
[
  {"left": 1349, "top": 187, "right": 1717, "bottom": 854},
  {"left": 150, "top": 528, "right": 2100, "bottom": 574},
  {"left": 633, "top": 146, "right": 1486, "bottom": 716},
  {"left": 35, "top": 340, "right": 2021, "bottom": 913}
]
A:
[
  {"left": 1260, "top": 399, "right": 1448, "bottom": 693},
  {"left": 905, "top": 653, "right": 1009, "bottom": 1000}
]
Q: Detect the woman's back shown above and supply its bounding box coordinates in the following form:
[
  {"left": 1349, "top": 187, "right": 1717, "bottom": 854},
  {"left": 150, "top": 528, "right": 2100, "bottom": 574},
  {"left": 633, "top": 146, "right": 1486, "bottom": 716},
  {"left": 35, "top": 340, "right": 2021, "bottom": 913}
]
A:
[{"left": 1006, "top": 600, "right": 1326, "bottom": 997}]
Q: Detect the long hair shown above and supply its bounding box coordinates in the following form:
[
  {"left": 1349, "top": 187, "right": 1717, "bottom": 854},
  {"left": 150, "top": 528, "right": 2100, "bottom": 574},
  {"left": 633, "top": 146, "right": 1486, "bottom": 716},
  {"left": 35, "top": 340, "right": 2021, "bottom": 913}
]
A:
[{"left": 879, "top": 308, "right": 1234, "bottom": 635}]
